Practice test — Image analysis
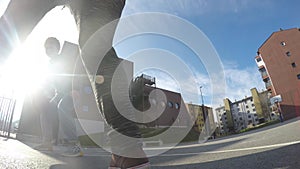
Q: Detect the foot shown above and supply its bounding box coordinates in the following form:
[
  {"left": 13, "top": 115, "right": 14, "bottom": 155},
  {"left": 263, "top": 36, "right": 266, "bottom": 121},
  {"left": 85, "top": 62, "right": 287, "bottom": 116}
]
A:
[
  {"left": 61, "top": 145, "right": 84, "bottom": 157},
  {"left": 109, "top": 154, "right": 150, "bottom": 169},
  {"left": 34, "top": 143, "right": 53, "bottom": 151}
]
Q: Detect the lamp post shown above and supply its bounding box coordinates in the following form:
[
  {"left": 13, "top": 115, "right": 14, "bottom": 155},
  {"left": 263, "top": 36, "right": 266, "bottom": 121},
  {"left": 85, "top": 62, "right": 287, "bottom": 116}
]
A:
[
  {"left": 200, "top": 86, "right": 208, "bottom": 137},
  {"left": 200, "top": 86, "right": 204, "bottom": 106}
]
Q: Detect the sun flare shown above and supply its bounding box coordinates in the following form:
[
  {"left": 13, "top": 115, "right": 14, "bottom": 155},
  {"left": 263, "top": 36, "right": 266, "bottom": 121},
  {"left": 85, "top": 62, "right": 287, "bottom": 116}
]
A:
[{"left": 0, "top": 45, "right": 49, "bottom": 97}]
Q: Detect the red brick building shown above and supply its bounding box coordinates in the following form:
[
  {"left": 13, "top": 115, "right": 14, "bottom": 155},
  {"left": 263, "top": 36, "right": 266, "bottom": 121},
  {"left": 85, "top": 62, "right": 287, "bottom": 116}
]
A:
[
  {"left": 131, "top": 74, "right": 191, "bottom": 128},
  {"left": 255, "top": 28, "right": 300, "bottom": 120}
]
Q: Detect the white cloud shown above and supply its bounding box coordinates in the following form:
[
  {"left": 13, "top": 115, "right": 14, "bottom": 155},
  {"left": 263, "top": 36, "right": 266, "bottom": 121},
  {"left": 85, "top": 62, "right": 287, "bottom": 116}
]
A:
[
  {"left": 224, "top": 66, "right": 265, "bottom": 101},
  {"left": 140, "top": 63, "right": 265, "bottom": 109}
]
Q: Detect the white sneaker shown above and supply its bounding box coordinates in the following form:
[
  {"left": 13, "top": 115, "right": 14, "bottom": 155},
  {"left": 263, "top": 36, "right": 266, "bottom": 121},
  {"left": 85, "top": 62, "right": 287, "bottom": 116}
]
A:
[{"left": 61, "top": 145, "right": 83, "bottom": 157}]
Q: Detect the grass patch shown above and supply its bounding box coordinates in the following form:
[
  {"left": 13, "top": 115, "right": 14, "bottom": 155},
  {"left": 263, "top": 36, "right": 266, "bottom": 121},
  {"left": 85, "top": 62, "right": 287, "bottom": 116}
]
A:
[
  {"left": 140, "top": 127, "right": 169, "bottom": 138},
  {"left": 79, "top": 133, "right": 106, "bottom": 147},
  {"left": 180, "top": 128, "right": 200, "bottom": 143},
  {"left": 239, "top": 119, "right": 280, "bottom": 133},
  {"left": 140, "top": 127, "right": 200, "bottom": 144},
  {"left": 78, "top": 127, "right": 201, "bottom": 147}
]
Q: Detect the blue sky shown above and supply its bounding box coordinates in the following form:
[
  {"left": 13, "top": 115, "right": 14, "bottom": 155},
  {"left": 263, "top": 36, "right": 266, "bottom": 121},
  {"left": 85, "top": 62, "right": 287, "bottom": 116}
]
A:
[
  {"left": 117, "top": 0, "right": 300, "bottom": 106},
  {"left": 1, "top": 0, "right": 300, "bottom": 107}
]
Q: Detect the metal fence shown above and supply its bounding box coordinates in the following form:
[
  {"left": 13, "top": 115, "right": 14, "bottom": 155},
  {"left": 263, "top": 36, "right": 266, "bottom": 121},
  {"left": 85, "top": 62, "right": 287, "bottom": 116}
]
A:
[{"left": 0, "top": 96, "right": 16, "bottom": 138}]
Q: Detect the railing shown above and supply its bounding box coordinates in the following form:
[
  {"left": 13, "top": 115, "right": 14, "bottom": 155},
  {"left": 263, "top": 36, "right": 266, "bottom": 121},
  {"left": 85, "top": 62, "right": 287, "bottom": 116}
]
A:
[
  {"left": 265, "top": 81, "right": 272, "bottom": 88},
  {"left": 0, "top": 96, "right": 16, "bottom": 138},
  {"left": 261, "top": 71, "right": 268, "bottom": 78},
  {"left": 141, "top": 74, "right": 156, "bottom": 85}
]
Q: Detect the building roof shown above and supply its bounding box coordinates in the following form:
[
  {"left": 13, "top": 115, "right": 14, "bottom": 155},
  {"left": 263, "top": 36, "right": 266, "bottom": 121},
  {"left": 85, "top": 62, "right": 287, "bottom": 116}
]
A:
[{"left": 258, "top": 28, "right": 299, "bottom": 52}]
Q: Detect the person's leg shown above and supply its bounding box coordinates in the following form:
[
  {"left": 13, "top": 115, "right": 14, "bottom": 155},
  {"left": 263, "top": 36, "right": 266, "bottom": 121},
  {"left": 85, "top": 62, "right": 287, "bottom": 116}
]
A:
[
  {"left": 57, "top": 94, "right": 83, "bottom": 157},
  {"left": 98, "top": 50, "right": 149, "bottom": 168},
  {"left": 67, "top": 0, "right": 148, "bottom": 167},
  {"left": 35, "top": 101, "right": 57, "bottom": 151},
  {"left": 57, "top": 94, "right": 79, "bottom": 142},
  {"left": 40, "top": 102, "right": 58, "bottom": 142}
]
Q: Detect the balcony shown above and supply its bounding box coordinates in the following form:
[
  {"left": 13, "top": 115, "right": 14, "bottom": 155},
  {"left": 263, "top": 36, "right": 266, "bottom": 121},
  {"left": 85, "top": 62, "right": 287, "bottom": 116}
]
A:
[
  {"left": 255, "top": 56, "right": 265, "bottom": 67},
  {"left": 265, "top": 81, "right": 272, "bottom": 88},
  {"left": 259, "top": 67, "right": 268, "bottom": 79},
  {"left": 141, "top": 74, "right": 156, "bottom": 86}
]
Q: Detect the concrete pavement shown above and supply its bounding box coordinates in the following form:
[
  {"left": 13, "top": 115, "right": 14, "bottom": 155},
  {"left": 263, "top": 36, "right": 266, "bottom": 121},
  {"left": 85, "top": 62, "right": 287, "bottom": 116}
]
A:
[{"left": 0, "top": 118, "right": 300, "bottom": 169}]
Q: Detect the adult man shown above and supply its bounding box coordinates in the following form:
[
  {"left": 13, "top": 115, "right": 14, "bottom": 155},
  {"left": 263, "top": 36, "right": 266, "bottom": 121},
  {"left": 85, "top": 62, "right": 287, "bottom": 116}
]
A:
[
  {"left": 0, "top": 0, "right": 149, "bottom": 168},
  {"left": 35, "top": 37, "right": 83, "bottom": 157}
]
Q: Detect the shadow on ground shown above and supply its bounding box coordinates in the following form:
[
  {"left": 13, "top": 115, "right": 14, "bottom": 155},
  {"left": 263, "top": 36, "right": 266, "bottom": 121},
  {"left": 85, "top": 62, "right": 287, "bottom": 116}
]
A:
[{"left": 151, "top": 143, "right": 300, "bottom": 169}]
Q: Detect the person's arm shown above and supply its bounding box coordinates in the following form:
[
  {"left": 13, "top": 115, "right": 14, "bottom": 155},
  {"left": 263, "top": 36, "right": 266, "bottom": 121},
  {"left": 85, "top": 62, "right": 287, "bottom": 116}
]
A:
[{"left": 0, "top": 0, "right": 56, "bottom": 62}]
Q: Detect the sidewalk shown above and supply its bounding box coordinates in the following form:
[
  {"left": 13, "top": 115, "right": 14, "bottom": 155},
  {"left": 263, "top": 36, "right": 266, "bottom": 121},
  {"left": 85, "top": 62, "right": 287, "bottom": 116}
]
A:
[{"left": 0, "top": 137, "right": 111, "bottom": 169}]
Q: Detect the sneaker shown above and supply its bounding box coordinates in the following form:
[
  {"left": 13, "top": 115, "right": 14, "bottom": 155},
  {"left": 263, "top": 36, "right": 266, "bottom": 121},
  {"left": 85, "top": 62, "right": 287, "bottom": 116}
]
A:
[
  {"left": 108, "top": 162, "right": 150, "bottom": 169},
  {"left": 109, "top": 154, "right": 150, "bottom": 169},
  {"left": 34, "top": 143, "right": 53, "bottom": 151},
  {"left": 61, "top": 145, "right": 84, "bottom": 157}
]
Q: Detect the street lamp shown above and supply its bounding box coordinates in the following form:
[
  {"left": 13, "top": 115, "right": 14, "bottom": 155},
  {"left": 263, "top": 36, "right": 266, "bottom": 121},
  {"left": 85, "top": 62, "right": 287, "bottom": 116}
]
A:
[
  {"left": 200, "top": 86, "right": 204, "bottom": 106},
  {"left": 200, "top": 86, "right": 209, "bottom": 137}
]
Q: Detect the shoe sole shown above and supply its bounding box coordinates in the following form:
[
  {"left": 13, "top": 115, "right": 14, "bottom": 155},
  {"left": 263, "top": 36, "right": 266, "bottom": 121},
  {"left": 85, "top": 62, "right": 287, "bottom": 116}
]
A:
[
  {"left": 61, "top": 152, "right": 84, "bottom": 157},
  {"left": 108, "top": 162, "right": 150, "bottom": 169}
]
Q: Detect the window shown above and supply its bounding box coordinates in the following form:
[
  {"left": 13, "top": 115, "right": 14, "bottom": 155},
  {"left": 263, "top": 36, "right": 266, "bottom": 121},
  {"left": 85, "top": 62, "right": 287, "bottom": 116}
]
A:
[
  {"left": 246, "top": 105, "right": 249, "bottom": 108},
  {"left": 286, "top": 51, "right": 291, "bottom": 57},
  {"left": 252, "top": 104, "right": 255, "bottom": 107},
  {"left": 247, "top": 110, "right": 250, "bottom": 113},
  {"left": 292, "top": 62, "right": 296, "bottom": 68},
  {"left": 248, "top": 115, "right": 251, "bottom": 118},
  {"left": 256, "top": 57, "right": 262, "bottom": 62},
  {"left": 167, "top": 101, "right": 173, "bottom": 108},
  {"left": 297, "top": 74, "right": 300, "bottom": 79},
  {"left": 280, "top": 41, "right": 286, "bottom": 46},
  {"left": 253, "top": 108, "right": 256, "bottom": 112},
  {"left": 175, "top": 103, "right": 180, "bottom": 109}
]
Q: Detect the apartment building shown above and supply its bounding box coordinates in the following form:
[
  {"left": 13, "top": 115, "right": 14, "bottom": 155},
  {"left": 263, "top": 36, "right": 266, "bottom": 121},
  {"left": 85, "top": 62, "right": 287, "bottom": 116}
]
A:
[
  {"left": 215, "top": 88, "right": 270, "bottom": 133},
  {"left": 255, "top": 28, "right": 300, "bottom": 120},
  {"left": 185, "top": 103, "right": 215, "bottom": 134}
]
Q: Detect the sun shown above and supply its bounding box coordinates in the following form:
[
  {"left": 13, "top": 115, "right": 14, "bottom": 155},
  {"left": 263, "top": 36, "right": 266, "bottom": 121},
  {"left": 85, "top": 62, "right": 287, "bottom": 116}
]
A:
[
  {"left": 0, "top": 44, "right": 49, "bottom": 98},
  {"left": 0, "top": 6, "right": 78, "bottom": 98}
]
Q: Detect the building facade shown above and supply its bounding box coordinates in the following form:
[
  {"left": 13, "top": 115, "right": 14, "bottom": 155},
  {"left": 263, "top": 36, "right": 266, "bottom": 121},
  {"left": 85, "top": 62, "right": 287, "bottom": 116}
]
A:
[
  {"left": 185, "top": 103, "right": 215, "bottom": 134},
  {"left": 255, "top": 28, "right": 300, "bottom": 120},
  {"left": 131, "top": 74, "right": 191, "bottom": 128},
  {"left": 215, "top": 88, "right": 270, "bottom": 134}
]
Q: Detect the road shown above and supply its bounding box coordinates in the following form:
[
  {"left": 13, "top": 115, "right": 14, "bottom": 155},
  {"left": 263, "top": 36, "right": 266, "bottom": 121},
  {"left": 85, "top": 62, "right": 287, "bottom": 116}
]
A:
[{"left": 0, "top": 118, "right": 300, "bottom": 169}]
